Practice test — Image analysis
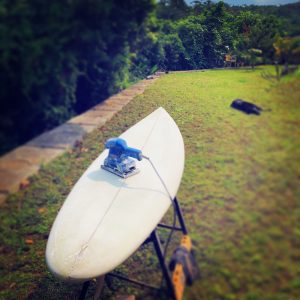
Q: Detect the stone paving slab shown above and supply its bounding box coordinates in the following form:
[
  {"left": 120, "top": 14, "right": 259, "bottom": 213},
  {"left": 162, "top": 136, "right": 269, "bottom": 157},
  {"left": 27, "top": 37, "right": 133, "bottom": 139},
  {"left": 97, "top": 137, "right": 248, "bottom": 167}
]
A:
[
  {"left": 0, "top": 146, "right": 64, "bottom": 167},
  {"left": 72, "top": 124, "right": 98, "bottom": 134},
  {"left": 27, "top": 123, "right": 88, "bottom": 149},
  {"left": 0, "top": 76, "right": 160, "bottom": 204},
  {"left": 107, "top": 95, "right": 132, "bottom": 104},
  {"left": 68, "top": 113, "right": 108, "bottom": 126},
  {"left": 0, "top": 165, "right": 40, "bottom": 194},
  {"left": 120, "top": 90, "right": 139, "bottom": 96},
  {"left": 92, "top": 101, "right": 126, "bottom": 112}
]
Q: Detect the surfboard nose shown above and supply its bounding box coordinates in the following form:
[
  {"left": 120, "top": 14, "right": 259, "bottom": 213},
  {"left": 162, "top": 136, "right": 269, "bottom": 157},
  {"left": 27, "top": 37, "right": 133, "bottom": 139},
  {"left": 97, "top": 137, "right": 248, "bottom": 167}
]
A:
[
  {"left": 45, "top": 244, "right": 76, "bottom": 281},
  {"left": 46, "top": 231, "right": 115, "bottom": 281},
  {"left": 46, "top": 242, "right": 93, "bottom": 281}
]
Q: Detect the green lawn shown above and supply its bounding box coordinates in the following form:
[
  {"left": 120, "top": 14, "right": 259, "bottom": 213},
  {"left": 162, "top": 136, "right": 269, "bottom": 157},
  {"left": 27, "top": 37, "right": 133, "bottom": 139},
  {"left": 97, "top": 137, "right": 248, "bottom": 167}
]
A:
[{"left": 1, "top": 67, "right": 300, "bottom": 300}]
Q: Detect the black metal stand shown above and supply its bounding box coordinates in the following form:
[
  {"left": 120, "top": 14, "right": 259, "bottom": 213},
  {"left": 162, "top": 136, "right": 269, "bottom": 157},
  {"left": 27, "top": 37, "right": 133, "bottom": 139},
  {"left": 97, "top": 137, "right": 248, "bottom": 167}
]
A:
[
  {"left": 158, "top": 197, "right": 188, "bottom": 235},
  {"left": 79, "top": 281, "right": 91, "bottom": 300},
  {"left": 79, "top": 197, "right": 188, "bottom": 300}
]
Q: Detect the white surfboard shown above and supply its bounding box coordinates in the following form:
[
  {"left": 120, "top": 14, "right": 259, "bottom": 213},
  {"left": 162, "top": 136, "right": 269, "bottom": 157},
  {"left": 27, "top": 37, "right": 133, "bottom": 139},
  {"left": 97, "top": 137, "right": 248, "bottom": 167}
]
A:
[{"left": 46, "top": 107, "right": 185, "bottom": 281}]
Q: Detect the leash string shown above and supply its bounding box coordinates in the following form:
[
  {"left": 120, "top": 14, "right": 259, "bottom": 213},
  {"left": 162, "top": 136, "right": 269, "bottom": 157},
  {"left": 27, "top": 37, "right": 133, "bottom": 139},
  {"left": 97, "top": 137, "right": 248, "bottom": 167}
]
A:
[{"left": 142, "top": 155, "right": 177, "bottom": 261}]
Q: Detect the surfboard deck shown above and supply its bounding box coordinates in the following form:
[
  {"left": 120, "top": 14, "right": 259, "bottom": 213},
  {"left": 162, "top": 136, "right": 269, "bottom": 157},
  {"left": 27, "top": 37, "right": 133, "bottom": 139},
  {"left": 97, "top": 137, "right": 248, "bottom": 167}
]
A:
[{"left": 46, "top": 107, "right": 185, "bottom": 281}]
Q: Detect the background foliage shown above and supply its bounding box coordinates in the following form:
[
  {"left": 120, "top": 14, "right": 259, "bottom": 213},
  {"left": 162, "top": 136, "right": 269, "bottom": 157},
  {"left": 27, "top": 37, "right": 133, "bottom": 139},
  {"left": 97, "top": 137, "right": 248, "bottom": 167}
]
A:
[{"left": 0, "top": 0, "right": 299, "bottom": 155}]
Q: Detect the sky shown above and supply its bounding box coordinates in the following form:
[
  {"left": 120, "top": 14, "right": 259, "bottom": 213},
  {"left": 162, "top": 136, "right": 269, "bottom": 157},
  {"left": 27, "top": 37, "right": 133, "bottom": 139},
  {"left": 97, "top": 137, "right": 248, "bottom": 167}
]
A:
[{"left": 186, "top": 0, "right": 299, "bottom": 5}]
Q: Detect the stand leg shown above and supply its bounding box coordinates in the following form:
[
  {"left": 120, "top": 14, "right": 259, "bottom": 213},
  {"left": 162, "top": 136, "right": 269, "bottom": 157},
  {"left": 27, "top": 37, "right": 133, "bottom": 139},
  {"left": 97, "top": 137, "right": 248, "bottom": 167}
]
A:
[
  {"left": 93, "top": 276, "right": 105, "bottom": 300},
  {"left": 150, "top": 230, "right": 175, "bottom": 300},
  {"left": 77, "top": 197, "right": 189, "bottom": 300},
  {"left": 79, "top": 281, "right": 90, "bottom": 300},
  {"left": 174, "top": 197, "right": 188, "bottom": 235}
]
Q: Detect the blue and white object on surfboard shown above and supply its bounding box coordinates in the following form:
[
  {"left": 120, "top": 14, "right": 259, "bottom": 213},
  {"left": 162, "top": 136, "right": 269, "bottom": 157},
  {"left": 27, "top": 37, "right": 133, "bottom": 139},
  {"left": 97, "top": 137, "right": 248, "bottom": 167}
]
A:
[
  {"left": 101, "top": 138, "right": 143, "bottom": 178},
  {"left": 46, "top": 107, "right": 185, "bottom": 281}
]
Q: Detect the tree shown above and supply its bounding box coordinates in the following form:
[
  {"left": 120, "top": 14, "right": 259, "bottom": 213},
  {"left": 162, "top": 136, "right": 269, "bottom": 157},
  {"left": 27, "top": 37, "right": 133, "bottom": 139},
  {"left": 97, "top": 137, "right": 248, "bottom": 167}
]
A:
[
  {"left": 274, "top": 36, "right": 300, "bottom": 65},
  {"left": 234, "top": 11, "right": 281, "bottom": 64},
  {"left": 0, "top": 0, "right": 155, "bottom": 154},
  {"left": 273, "top": 36, "right": 300, "bottom": 77},
  {"left": 176, "top": 16, "right": 206, "bottom": 69},
  {"left": 160, "top": 33, "right": 188, "bottom": 70},
  {"left": 157, "top": 0, "right": 190, "bottom": 20}
]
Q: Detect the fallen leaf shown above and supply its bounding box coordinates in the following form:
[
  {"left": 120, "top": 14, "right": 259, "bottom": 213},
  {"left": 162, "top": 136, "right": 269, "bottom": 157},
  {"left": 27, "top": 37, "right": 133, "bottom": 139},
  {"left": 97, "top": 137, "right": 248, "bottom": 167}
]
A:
[
  {"left": 19, "top": 179, "right": 30, "bottom": 190},
  {"left": 25, "top": 239, "right": 34, "bottom": 245},
  {"left": 37, "top": 250, "right": 44, "bottom": 256},
  {"left": 38, "top": 207, "right": 46, "bottom": 214},
  {"left": 9, "top": 282, "right": 16, "bottom": 289}
]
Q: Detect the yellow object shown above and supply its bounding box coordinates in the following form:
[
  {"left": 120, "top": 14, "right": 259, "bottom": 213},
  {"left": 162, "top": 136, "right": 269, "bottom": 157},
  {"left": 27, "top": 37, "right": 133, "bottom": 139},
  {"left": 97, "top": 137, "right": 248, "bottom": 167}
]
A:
[
  {"left": 172, "top": 235, "right": 193, "bottom": 300},
  {"left": 173, "top": 264, "right": 185, "bottom": 300},
  {"left": 225, "top": 54, "right": 231, "bottom": 62},
  {"left": 181, "top": 235, "right": 192, "bottom": 251}
]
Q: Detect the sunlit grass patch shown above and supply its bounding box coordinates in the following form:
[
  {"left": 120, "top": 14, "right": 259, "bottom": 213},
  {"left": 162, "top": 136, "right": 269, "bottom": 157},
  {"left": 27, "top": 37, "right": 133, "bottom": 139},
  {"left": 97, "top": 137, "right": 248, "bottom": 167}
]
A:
[{"left": 0, "top": 66, "right": 299, "bottom": 299}]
